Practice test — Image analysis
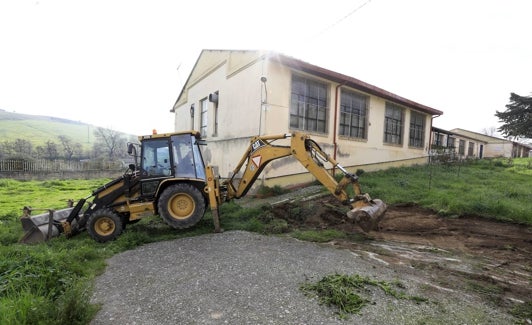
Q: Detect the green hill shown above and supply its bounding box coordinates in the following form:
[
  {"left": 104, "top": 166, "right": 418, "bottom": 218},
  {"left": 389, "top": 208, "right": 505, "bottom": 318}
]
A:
[{"left": 0, "top": 109, "right": 130, "bottom": 152}]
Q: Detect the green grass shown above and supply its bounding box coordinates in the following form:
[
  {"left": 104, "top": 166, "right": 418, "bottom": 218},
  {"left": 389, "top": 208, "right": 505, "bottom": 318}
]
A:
[
  {"left": 0, "top": 158, "right": 530, "bottom": 324},
  {"left": 359, "top": 157, "right": 532, "bottom": 225},
  {"left": 510, "top": 301, "right": 532, "bottom": 324},
  {"left": 300, "top": 273, "right": 427, "bottom": 319}
]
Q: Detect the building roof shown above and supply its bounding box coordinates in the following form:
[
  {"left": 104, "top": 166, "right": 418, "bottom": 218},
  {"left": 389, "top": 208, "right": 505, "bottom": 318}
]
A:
[
  {"left": 271, "top": 52, "right": 443, "bottom": 116},
  {"left": 451, "top": 128, "right": 510, "bottom": 144},
  {"left": 172, "top": 49, "right": 444, "bottom": 116},
  {"left": 450, "top": 128, "right": 532, "bottom": 149}
]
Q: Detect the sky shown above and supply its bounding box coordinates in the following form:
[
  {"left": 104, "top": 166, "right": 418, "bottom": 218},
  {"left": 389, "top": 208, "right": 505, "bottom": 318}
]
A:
[{"left": 1, "top": 0, "right": 530, "bottom": 137}]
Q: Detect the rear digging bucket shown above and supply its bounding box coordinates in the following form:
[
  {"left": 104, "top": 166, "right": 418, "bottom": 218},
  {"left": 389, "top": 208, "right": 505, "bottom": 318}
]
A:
[
  {"left": 20, "top": 208, "right": 74, "bottom": 244},
  {"left": 347, "top": 199, "right": 387, "bottom": 232}
]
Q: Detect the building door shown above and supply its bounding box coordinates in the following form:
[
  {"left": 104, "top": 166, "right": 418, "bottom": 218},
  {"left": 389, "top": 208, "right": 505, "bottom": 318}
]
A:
[{"left": 479, "top": 144, "right": 484, "bottom": 159}]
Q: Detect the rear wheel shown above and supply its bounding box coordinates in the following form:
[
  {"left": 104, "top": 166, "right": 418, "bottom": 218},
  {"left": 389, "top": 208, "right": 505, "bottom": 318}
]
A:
[
  {"left": 158, "top": 183, "right": 206, "bottom": 229},
  {"left": 87, "top": 209, "right": 123, "bottom": 243}
]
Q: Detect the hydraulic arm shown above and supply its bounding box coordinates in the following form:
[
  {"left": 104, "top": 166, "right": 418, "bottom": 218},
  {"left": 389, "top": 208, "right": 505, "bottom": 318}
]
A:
[{"left": 205, "top": 132, "right": 386, "bottom": 232}]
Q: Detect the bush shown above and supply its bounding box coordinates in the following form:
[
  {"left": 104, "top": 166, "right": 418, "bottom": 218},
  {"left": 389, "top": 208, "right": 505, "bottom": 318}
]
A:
[{"left": 256, "top": 185, "right": 289, "bottom": 198}]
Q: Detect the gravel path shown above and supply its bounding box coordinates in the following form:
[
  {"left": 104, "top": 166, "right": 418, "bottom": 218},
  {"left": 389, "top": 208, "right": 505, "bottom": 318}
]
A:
[{"left": 91, "top": 231, "right": 513, "bottom": 324}]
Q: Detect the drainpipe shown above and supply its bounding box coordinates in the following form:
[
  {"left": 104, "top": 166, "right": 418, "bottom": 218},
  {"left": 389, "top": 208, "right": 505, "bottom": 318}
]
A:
[{"left": 333, "top": 82, "right": 346, "bottom": 175}]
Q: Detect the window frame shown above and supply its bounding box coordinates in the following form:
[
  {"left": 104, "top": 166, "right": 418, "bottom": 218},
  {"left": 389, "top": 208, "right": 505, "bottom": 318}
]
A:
[
  {"left": 468, "top": 142, "right": 475, "bottom": 156},
  {"left": 384, "top": 102, "right": 404, "bottom": 145},
  {"left": 339, "top": 90, "right": 368, "bottom": 139},
  {"left": 408, "top": 111, "right": 425, "bottom": 148},
  {"left": 447, "top": 136, "right": 455, "bottom": 149},
  {"left": 289, "top": 75, "right": 329, "bottom": 134},
  {"left": 458, "top": 139, "right": 465, "bottom": 155},
  {"left": 200, "top": 98, "right": 208, "bottom": 138}
]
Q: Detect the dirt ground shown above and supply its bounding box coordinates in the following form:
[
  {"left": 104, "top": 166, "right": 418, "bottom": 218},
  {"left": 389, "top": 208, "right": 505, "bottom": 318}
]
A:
[{"left": 259, "top": 194, "right": 532, "bottom": 314}]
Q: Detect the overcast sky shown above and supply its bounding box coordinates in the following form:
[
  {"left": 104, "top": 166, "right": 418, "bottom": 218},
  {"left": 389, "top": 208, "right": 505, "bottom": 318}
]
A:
[{"left": 1, "top": 0, "right": 530, "bottom": 136}]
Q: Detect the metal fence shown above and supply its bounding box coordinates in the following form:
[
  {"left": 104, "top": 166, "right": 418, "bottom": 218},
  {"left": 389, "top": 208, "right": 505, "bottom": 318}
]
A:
[{"left": 0, "top": 159, "right": 124, "bottom": 172}]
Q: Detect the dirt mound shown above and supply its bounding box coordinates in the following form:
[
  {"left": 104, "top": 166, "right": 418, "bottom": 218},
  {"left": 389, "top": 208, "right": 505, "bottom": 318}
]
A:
[{"left": 267, "top": 196, "right": 532, "bottom": 311}]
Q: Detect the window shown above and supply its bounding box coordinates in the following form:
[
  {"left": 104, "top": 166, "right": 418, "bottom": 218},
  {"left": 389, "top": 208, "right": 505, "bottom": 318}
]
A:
[
  {"left": 468, "top": 142, "right": 475, "bottom": 156},
  {"left": 200, "top": 98, "right": 208, "bottom": 138},
  {"left": 458, "top": 139, "right": 465, "bottom": 155},
  {"left": 290, "top": 75, "right": 328, "bottom": 133},
  {"left": 339, "top": 90, "right": 367, "bottom": 139},
  {"left": 210, "top": 91, "right": 219, "bottom": 137},
  {"left": 409, "top": 111, "right": 425, "bottom": 148},
  {"left": 434, "top": 134, "right": 444, "bottom": 146},
  {"left": 384, "top": 103, "right": 404, "bottom": 144},
  {"left": 171, "top": 134, "right": 206, "bottom": 179},
  {"left": 141, "top": 139, "right": 171, "bottom": 177},
  {"left": 447, "top": 136, "right": 455, "bottom": 148}
]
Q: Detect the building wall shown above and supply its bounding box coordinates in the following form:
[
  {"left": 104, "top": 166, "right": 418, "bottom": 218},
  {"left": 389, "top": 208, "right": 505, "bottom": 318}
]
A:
[
  {"left": 484, "top": 142, "right": 512, "bottom": 158},
  {"left": 175, "top": 51, "right": 436, "bottom": 187},
  {"left": 175, "top": 52, "right": 268, "bottom": 177}
]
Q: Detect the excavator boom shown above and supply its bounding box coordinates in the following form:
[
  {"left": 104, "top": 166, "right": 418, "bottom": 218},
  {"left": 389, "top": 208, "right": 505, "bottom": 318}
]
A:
[{"left": 206, "top": 132, "right": 386, "bottom": 232}]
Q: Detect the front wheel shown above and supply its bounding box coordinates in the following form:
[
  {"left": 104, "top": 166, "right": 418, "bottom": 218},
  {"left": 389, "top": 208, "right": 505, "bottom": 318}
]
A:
[
  {"left": 158, "top": 183, "right": 206, "bottom": 229},
  {"left": 87, "top": 209, "right": 123, "bottom": 243}
]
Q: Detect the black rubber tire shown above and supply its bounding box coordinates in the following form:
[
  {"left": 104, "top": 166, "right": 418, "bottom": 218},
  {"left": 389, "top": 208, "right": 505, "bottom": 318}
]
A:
[
  {"left": 157, "top": 183, "right": 206, "bottom": 229},
  {"left": 87, "top": 209, "right": 123, "bottom": 243}
]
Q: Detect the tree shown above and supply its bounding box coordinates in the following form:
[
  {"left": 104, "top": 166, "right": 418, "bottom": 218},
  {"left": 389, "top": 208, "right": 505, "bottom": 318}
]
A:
[
  {"left": 495, "top": 93, "right": 532, "bottom": 139},
  {"left": 58, "top": 135, "right": 81, "bottom": 160},
  {"left": 13, "top": 139, "right": 33, "bottom": 158},
  {"left": 35, "top": 146, "right": 46, "bottom": 159},
  {"left": 0, "top": 141, "right": 13, "bottom": 158},
  {"left": 93, "top": 127, "right": 126, "bottom": 159},
  {"left": 482, "top": 126, "right": 497, "bottom": 137},
  {"left": 45, "top": 140, "right": 59, "bottom": 160},
  {"left": 0, "top": 139, "right": 32, "bottom": 158}
]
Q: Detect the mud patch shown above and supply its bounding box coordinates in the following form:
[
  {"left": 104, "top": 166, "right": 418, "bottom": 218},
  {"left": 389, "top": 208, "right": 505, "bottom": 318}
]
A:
[{"left": 262, "top": 195, "right": 532, "bottom": 312}]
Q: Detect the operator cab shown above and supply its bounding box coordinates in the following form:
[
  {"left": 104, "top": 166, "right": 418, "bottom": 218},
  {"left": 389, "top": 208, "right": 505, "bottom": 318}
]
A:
[
  {"left": 139, "top": 132, "right": 206, "bottom": 197},
  {"left": 140, "top": 132, "right": 206, "bottom": 179}
]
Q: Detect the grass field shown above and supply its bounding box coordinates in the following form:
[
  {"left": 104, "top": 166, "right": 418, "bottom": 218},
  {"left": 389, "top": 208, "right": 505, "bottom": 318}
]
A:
[
  {"left": 360, "top": 157, "right": 532, "bottom": 225},
  {"left": 0, "top": 157, "right": 530, "bottom": 324}
]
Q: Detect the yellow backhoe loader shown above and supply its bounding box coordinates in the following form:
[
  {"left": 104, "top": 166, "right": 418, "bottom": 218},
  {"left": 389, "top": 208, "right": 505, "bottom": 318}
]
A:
[{"left": 20, "top": 131, "right": 386, "bottom": 243}]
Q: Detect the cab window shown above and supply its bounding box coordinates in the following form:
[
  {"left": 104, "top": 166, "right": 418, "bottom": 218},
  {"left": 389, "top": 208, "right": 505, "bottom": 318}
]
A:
[
  {"left": 172, "top": 134, "right": 206, "bottom": 179},
  {"left": 141, "top": 139, "right": 171, "bottom": 176}
]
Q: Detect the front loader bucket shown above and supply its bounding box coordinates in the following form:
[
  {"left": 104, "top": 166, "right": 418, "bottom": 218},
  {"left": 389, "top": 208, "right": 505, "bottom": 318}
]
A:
[
  {"left": 20, "top": 208, "right": 74, "bottom": 244},
  {"left": 347, "top": 199, "right": 387, "bottom": 232}
]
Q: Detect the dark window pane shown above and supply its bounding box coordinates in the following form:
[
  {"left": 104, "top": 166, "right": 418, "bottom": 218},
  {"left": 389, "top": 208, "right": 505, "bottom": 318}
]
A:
[{"left": 289, "top": 75, "right": 328, "bottom": 133}]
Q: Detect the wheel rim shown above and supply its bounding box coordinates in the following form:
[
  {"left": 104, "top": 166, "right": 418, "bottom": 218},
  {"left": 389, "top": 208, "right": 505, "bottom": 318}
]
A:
[
  {"left": 167, "top": 193, "right": 195, "bottom": 220},
  {"left": 94, "top": 216, "right": 116, "bottom": 236}
]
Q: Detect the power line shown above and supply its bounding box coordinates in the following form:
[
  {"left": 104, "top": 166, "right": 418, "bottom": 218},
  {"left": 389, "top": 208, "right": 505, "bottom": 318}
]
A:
[{"left": 312, "top": 0, "right": 373, "bottom": 39}]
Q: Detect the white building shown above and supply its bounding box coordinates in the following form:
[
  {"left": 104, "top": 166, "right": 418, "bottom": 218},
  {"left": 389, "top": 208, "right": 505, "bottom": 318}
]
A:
[{"left": 172, "top": 50, "right": 443, "bottom": 187}]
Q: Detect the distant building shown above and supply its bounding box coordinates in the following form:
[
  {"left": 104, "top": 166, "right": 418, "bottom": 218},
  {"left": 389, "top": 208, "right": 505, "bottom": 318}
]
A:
[
  {"left": 430, "top": 127, "right": 532, "bottom": 159},
  {"left": 171, "top": 50, "right": 443, "bottom": 187}
]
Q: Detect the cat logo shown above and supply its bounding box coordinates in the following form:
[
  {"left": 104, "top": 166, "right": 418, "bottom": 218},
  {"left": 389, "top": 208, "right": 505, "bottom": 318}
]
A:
[{"left": 251, "top": 139, "right": 266, "bottom": 153}]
